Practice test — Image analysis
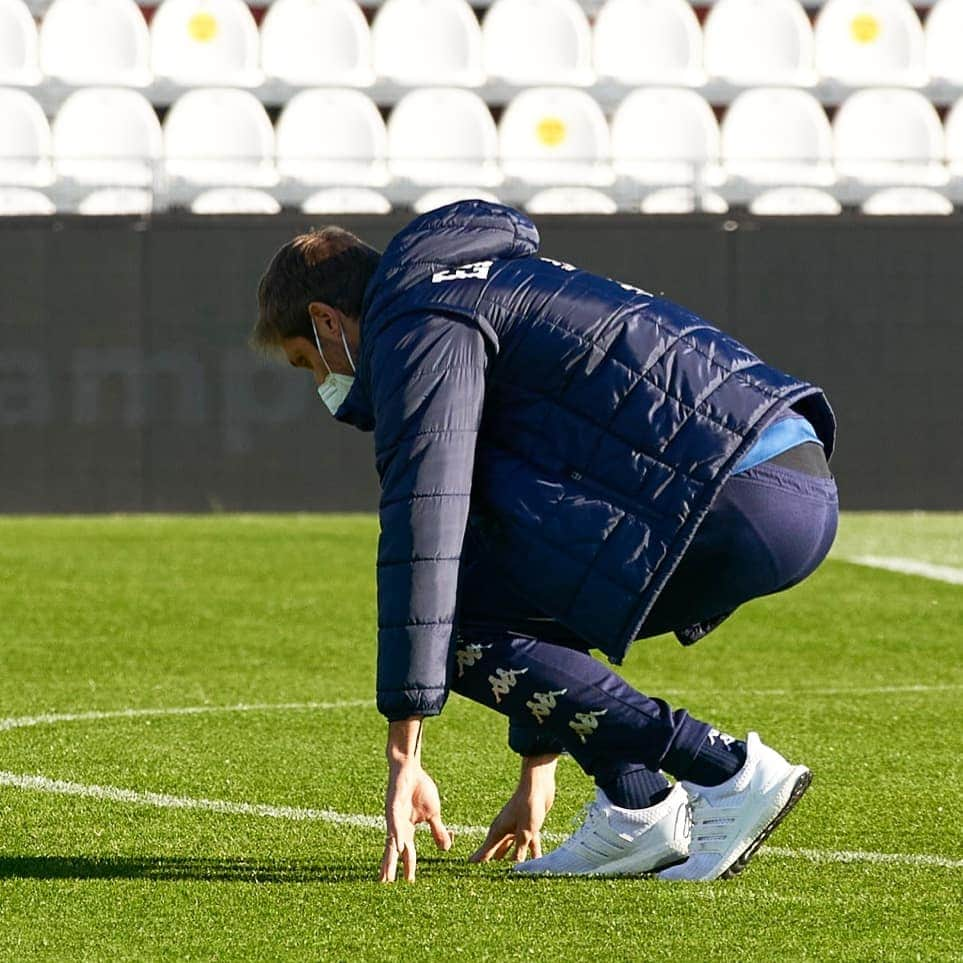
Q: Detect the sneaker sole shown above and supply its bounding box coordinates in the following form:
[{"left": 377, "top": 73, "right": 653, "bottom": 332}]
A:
[
  {"left": 513, "top": 851, "right": 690, "bottom": 879},
  {"left": 719, "top": 768, "right": 812, "bottom": 880}
]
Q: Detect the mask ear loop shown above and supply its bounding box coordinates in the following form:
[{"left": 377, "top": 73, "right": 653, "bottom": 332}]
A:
[{"left": 339, "top": 325, "right": 356, "bottom": 374}]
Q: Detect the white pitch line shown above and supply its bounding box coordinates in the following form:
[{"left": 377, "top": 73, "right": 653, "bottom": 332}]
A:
[
  {"left": 0, "top": 700, "right": 376, "bottom": 734},
  {"left": 711, "top": 683, "right": 963, "bottom": 698},
  {"left": 1, "top": 684, "right": 959, "bottom": 741},
  {"left": 761, "top": 846, "right": 963, "bottom": 869},
  {"left": 842, "top": 555, "right": 963, "bottom": 585},
  {"left": 0, "top": 770, "right": 960, "bottom": 871}
]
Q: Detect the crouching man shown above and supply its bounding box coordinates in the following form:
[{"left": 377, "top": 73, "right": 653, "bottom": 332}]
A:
[{"left": 251, "top": 202, "right": 837, "bottom": 883}]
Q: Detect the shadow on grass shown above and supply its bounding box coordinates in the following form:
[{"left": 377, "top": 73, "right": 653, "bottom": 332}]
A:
[{"left": 0, "top": 854, "right": 497, "bottom": 884}]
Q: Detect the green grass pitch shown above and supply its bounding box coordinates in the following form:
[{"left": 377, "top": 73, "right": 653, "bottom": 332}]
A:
[{"left": 0, "top": 513, "right": 960, "bottom": 961}]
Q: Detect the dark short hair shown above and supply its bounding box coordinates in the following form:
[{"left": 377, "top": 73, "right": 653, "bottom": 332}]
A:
[{"left": 252, "top": 227, "right": 381, "bottom": 353}]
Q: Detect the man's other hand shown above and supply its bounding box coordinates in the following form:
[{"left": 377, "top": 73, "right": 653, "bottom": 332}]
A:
[
  {"left": 379, "top": 718, "right": 452, "bottom": 883},
  {"left": 470, "top": 754, "right": 559, "bottom": 864}
]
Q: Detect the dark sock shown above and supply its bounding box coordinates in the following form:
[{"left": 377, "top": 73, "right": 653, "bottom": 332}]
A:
[
  {"left": 681, "top": 728, "right": 748, "bottom": 786},
  {"left": 599, "top": 766, "right": 672, "bottom": 810}
]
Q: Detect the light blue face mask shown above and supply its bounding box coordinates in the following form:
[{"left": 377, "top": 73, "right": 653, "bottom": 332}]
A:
[{"left": 311, "top": 320, "right": 355, "bottom": 415}]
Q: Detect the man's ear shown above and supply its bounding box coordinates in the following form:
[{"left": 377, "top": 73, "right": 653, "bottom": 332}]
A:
[{"left": 308, "top": 302, "right": 340, "bottom": 339}]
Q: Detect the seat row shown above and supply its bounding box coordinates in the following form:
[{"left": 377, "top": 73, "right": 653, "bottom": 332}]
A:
[
  {"left": 4, "top": 86, "right": 963, "bottom": 203},
  {"left": 1, "top": 185, "right": 958, "bottom": 217},
  {"left": 4, "top": 0, "right": 963, "bottom": 93}
]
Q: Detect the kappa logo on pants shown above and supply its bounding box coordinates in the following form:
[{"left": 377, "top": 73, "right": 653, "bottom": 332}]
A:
[
  {"left": 488, "top": 667, "right": 528, "bottom": 704},
  {"left": 455, "top": 643, "right": 491, "bottom": 678},
  {"left": 569, "top": 709, "right": 607, "bottom": 743},
  {"left": 526, "top": 689, "right": 568, "bottom": 725}
]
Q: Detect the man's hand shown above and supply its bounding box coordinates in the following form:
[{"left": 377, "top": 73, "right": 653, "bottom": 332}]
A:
[
  {"left": 379, "top": 718, "right": 453, "bottom": 883},
  {"left": 470, "top": 754, "right": 559, "bottom": 864}
]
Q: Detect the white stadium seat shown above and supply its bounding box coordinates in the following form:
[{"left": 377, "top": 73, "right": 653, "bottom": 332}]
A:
[
  {"left": 388, "top": 88, "right": 500, "bottom": 186},
  {"left": 260, "top": 0, "right": 373, "bottom": 87},
  {"left": 276, "top": 89, "right": 387, "bottom": 187},
  {"left": 925, "top": 0, "right": 963, "bottom": 85},
  {"left": 833, "top": 89, "right": 946, "bottom": 187},
  {"left": 721, "top": 88, "right": 834, "bottom": 186},
  {"left": 814, "top": 0, "right": 926, "bottom": 87},
  {"left": 190, "top": 188, "right": 281, "bottom": 214},
  {"left": 749, "top": 187, "right": 842, "bottom": 215},
  {"left": 0, "top": 0, "right": 41, "bottom": 85},
  {"left": 525, "top": 187, "right": 617, "bottom": 214},
  {"left": 151, "top": 0, "right": 261, "bottom": 87},
  {"left": 40, "top": 0, "right": 150, "bottom": 86},
  {"left": 861, "top": 187, "right": 953, "bottom": 214},
  {"left": 945, "top": 98, "right": 963, "bottom": 179},
  {"left": 0, "top": 188, "right": 55, "bottom": 215},
  {"left": 593, "top": 0, "right": 703, "bottom": 86},
  {"left": 703, "top": 0, "right": 814, "bottom": 86},
  {"left": 611, "top": 88, "right": 721, "bottom": 187},
  {"left": 483, "top": 0, "right": 594, "bottom": 85},
  {"left": 414, "top": 187, "right": 500, "bottom": 213},
  {"left": 639, "top": 187, "right": 728, "bottom": 214},
  {"left": 163, "top": 89, "right": 277, "bottom": 187},
  {"left": 52, "top": 88, "right": 161, "bottom": 186},
  {"left": 302, "top": 188, "right": 392, "bottom": 214},
  {"left": 372, "top": 0, "right": 484, "bottom": 86},
  {"left": 77, "top": 187, "right": 153, "bottom": 214},
  {"left": 0, "top": 89, "right": 52, "bottom": 187},
  {"left": 500, "top": 87, "right": 612, "bottom": 185}
]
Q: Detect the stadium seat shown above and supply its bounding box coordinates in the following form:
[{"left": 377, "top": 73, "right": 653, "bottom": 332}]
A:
[
  {"left": 151, "top": 0, "right": 261, "bottom": 87},
  {"left": 190, "top": 188, "right": 281, "bottom": 213},
  {"left": 749, "top": 187, "right": 842, "bottom": 215},
  {"left": 814, "top": 0, "right": 926, "bottom": 87},
  {"left": 163, "top": 89, "right": 277, "bottom": 187},
  {"left": 0, "top": 0, "right": 41, "bottom": 85},
  {"left": 0, "top": 89, "right": 52, "bottom": 187},
  {"left": 413, "top": 187, "right": 500, "bottom": 213},
  {"left": 721, "top": 88, "right": 834, "bottom": 187},
  {"left": 260, "top": 0, "right": 373, "bottom": 87},
  {"left": 483, "top": 0, "right": 594, "bottom": 85},
  {"left": 833, "top": 89, "right": 946, "bottom": 187},
  {"left": 703, "top": 0, "right": 815, "bottom": 86},
  {"left": 925, "top": 0, "right": 963, "bottom": 85},
  {"left": 40, "top": 0, "right": 150, "bottom": 86},
  {"left": 52, "top": 88, "right": 161, "bottom": 187},
  {"left": 77, "top": 187, "right": 153, "bottom": 214},
  {"left": 525, "top": 187, "right": 617, "bottom": 213},
  {"left": 592, "top": 0, "right": 703, "bottom": 86},
  {"left": 944, "top": 98, "right": 963, "bottom": 180},
  {"left": 0, "top": 187, "right": 54, "bottom": 215},
  {"left": 372, "top": 0, "right": 484, "bottom": 86},
  {"left": 500, "top": 87, "right": 611, "bottom": 185},
  {"left": 861, "top": 187, "right": 953, "bottom": 214},
  {"left": 388, "top": 88, "right": 501, "bottom": 186},
  {"left": 276, "top": 89, "right": 388, "bottom": 187},
  {"left": 301, "top": 187, "right": 392, "bottom": 214},
  {"left": 639, "top": 187, "right": 728, "bottom": 214},
  {"left": 611, "top": 88, "right": 721, "bottom": 187}
]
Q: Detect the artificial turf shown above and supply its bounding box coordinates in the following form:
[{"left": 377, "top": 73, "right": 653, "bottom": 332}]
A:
[{"left": 0, "top": 514, "right": 959, "bottom": 961}]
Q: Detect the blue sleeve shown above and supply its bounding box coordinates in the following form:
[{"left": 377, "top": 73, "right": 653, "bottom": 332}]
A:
[{"left": 370, "top": 313, "right": 488, "bottom": 721}]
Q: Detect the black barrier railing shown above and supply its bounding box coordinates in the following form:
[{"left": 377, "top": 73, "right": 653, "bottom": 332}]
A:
[{"left": 1, "top": 212, "right": 961, "bottom": 511}]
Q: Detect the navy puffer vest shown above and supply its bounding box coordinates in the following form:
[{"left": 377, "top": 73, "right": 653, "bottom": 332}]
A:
[{"left": 337, "top": 202, "right": 835, "bottom": 720}]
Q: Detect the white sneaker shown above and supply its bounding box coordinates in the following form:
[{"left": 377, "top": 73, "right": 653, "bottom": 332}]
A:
[
  {"left": 512, "top": 782, "right": 691, "bottom": 877},
  {"left": 659, "top": 731, "right": 812, "bottom": 882}
]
